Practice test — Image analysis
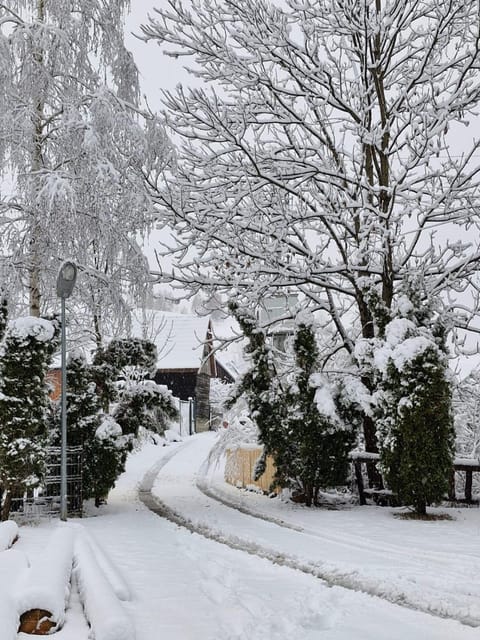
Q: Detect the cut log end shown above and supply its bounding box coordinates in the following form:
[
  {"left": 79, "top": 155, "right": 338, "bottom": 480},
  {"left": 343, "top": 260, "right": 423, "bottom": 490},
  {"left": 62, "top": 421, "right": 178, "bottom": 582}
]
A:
[{"left": 19, "top": 609, "right": 56, "bottom": 635}]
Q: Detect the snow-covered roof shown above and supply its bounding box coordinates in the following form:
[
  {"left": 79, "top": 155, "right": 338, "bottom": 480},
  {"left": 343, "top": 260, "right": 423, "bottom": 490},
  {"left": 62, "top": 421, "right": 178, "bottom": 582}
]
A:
[{"left": 131, "top": 310, "right": 211, "bottom": 371}]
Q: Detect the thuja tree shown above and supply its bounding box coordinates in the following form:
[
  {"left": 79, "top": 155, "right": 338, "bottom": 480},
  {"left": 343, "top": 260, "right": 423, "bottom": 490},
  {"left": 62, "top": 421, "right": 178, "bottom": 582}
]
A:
[
  {"left": 289, "top": 314, "right": 355, "bottom": 506},
  {"left": 144, "top": 0, "right": 480, "bottom": 464},
  {"left": 60, "top": 350, "right": 128, "bottom": 506},
  {"left": 228, "top": 302, "right": 292, "bottom": 487},
  {"left": 373, "top": 292, "right": 455, "bottom": 515},
  {"left": 0, "top": 315, "right": 59, "bottom": 520}
]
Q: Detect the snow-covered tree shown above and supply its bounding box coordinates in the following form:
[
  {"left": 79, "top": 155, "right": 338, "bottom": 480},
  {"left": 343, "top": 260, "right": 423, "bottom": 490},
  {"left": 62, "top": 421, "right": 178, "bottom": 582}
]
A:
[
  {"left": 0, "top": 315, "right": 59, "bottom": 520},
  {"left": 82, "top": 415, "right": 127, "bottom": 507},
  {"left": 288, "top": 313, "right": 355, "bottom": 506},
  {"left": 64, "top": 351, "right": 102, "bottom": 448},
  {"left": 370, "top": 292, "right": 455, "bottom": 515},
  {"left": 143, "top": 0, "right": 480, "bottom": 456},
  {"left": 113, "top": 380, "right": 178, "bottom": 440},
  {"left": 0, "top": 1, "right": 170, "bottom": 339},
  {"left": 228, "top": 302, "right": 291, "bottom": 488}
]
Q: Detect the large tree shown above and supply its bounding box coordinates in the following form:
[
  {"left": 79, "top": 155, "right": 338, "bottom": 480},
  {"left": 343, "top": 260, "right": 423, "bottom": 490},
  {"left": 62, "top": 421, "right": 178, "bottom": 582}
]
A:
[
  {"left": 143, "top": 0, "right": 480, "bottom": 454},
  {"left": 0, "top": 1, "right": 170, "bottom": 342}
]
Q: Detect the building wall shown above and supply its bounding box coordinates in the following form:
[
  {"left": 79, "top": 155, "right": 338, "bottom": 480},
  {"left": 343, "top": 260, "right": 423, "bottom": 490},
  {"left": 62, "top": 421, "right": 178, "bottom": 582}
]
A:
[
  {"left": 154, "top": 369, "right": 197, "bottom": 402},
  {"left": 195, "top": 372, "right": 211, "bottom": 432},
  {"left": 46, "top": 368, "right": 61, "bottom": 402}
]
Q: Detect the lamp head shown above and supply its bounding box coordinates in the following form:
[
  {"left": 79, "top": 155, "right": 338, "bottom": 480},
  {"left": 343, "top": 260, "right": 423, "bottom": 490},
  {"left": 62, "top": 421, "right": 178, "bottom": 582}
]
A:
[{"left": 56, "top": 261, "right": 77, "bottom": 298}]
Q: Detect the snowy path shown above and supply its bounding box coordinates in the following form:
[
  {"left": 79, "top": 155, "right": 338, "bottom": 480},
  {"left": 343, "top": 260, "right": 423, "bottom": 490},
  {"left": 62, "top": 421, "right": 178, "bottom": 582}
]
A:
[
  {"left": 10, "top": 434, "right": 480, "bottom": 639},
  {"left": 150, "top": 432, "right": 480, "bottom": 628}
]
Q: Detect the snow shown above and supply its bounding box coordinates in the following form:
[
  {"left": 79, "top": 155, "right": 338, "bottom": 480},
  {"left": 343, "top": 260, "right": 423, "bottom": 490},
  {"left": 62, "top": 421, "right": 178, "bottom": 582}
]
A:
[
  {"left": 0, "top": 520, "right": 18, "bottom": 550},
  {"left": 374, "top": 317, "right": 437, "bottom": 374},
  {"left": 4, "top": 433, "right": 480, "bottom": 639},
  {"left": 96, "top": 415, "right": 123, "bottom": 440},
  {"left": 0, "top": 549, "right": 28, "bottom": 640},
  {"left": 8, "top": 317, "right": 55, "bottom": 343},
  {"left": 73, "top": 534, "right": 134, "bottom": 640},
  {"left": 311, "top": 374, "right": 340, "bottom": 421},
  {"left": 130, "top": 310, "right": 211, "bottom": 370}
]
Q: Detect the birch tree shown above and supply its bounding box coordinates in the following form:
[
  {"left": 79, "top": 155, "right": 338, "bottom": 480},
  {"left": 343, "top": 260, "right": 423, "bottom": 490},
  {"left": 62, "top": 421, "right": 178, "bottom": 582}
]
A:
[
  {"left": 0, "top": 1, "right": 170, "bottom": 342},
  {"left": 143, "top": 0, "right": 480, "bottom": 453}
]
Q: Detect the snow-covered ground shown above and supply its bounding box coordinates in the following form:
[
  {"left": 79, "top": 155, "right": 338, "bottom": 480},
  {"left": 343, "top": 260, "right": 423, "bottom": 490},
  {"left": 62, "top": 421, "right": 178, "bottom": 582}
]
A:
[{"left": 5, "top": 432, "right": 480, "bottom": 639}]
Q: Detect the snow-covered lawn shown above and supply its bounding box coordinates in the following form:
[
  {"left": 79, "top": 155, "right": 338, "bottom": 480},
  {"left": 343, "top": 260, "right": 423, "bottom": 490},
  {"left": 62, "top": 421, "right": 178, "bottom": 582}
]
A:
[{"left": 4, "top": 432, "right": 480, "bottom": 639}]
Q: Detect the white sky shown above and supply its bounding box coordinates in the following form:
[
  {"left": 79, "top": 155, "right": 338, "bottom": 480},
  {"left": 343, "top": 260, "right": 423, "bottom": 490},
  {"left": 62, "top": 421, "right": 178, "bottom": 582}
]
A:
[{"left": 124, "top": 3, "right": 191, "bottom": 107}]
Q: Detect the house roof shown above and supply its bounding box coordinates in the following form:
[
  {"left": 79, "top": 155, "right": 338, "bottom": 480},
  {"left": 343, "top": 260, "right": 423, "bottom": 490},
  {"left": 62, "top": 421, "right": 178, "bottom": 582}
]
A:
[{"left": 131, "top": 310, "right": 212, "bottom": 371}]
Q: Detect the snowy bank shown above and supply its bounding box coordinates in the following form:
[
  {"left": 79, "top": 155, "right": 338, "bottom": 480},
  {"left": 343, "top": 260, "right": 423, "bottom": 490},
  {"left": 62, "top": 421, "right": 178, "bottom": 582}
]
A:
[
  {"left": 0, "top": 549, "right": 28, "bottom": 640},
  {"left": 0, "top": 521, "right": 18, "bottom": 550},
  {"left": 15, "top": 526, "right": 74, "bottom": 631},
  {"left": 74, "top": 535, "right": 134, "bottom": 640}
]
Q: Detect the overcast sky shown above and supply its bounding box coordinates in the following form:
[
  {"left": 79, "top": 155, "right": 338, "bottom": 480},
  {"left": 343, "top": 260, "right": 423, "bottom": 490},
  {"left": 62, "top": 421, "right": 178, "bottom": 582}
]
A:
[{"left": 124, "top": 3, "right": 190, "bottom": 109}]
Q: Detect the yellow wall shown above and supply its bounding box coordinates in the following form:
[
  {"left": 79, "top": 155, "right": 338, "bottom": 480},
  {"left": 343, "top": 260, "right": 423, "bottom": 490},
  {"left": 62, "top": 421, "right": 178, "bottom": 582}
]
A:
[{"left": 225, "top": 447, "right": 280, "bottom": 494}]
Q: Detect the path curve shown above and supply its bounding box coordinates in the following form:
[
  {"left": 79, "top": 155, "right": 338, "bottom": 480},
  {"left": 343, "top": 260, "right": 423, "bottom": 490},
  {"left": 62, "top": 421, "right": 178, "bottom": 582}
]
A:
[{"left": 139, "top": 435, "right": 480, "bottom": 628}]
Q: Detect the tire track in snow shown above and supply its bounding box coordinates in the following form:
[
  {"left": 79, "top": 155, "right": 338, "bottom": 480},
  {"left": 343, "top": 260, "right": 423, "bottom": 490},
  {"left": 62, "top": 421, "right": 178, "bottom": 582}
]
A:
[{"left": 139, "top": 439, "right": 480, "bottom": 629}]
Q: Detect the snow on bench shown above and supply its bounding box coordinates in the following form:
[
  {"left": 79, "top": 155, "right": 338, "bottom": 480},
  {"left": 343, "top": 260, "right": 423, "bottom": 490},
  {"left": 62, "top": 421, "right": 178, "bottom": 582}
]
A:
[
  {"left": 15, "top": 526, "right": 74, "bottom": 634},
  {"left": 0, "top": 521, "right": 19, "bottom": 551},
  {"left": 74, "top": 534, "right": 135, "bottom": 640},
  {"left": 0, "top": 549, "right": 29, "bottom": 640}
]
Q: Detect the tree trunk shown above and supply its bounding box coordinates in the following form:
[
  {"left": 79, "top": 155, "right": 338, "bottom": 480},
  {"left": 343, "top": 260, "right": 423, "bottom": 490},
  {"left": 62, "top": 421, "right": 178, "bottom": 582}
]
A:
[
  {"left": 1, "top": 489, "right": 12, "bottom": 521},
  {"left": 415, "top": 500, "right": 427, "bottom": 517}
]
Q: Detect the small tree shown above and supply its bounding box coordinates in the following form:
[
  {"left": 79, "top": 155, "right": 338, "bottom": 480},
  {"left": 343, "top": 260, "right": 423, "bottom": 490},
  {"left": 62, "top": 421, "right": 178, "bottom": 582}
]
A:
[
  {"left": 228, "top": 302, "right": 291, "bottom": 487},
  {"left": 0, "top": 316, "right": 59, "bottom": 520},
  {"left": 374, "top": 294, "right": 455, "bottom": 515},
  {"left": 65, "top": 351, "right": 102, "bottom": 447},
  {"left": 82, "top": 415, "right": 127, "bottom": 507},
  {"left": 289, "top": 314, "right": 355, "bottom": 506}
]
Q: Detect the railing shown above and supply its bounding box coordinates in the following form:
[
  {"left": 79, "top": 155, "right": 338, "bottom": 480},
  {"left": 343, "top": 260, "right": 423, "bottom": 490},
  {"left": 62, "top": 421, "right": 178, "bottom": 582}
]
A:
[{"left": 351, "top": 451, "right": 480, "bottom": 506}]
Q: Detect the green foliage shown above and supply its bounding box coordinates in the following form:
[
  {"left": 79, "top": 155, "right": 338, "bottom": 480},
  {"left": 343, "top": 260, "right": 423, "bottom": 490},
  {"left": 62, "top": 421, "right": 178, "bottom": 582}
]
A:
[
  {"left": 69, "top": 337, "right": 169, "bottom": 507},
  {"left": 230, "top": 303, "right": 354, "bottom": 504},
  {"left": 375, "top": 290, "right": 455, "bottom": 515},
  {"left": 287, "top": 318, "right": 355, "bottom": 506},
  {"left": 0, "top": 316, "right": 59, "bottom": 520},
  {"left": 92, "top": 338, "right": 158, "bottom": 409},
  {"left": 228, "top": 302, "right": 291, "bottom": 488},
  {"left": 81, "top": 416, "right": 127, "bottom": 507}
]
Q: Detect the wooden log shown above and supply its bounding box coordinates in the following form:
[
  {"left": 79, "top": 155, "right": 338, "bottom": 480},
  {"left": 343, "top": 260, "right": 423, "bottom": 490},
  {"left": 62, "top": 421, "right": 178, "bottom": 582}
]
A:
[{"left": 19, "top": 609, "right": 55, "bottom": 635}]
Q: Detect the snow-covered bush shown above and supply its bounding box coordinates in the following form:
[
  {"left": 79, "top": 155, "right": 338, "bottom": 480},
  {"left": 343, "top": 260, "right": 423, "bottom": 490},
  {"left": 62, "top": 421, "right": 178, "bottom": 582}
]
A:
[
  {"left": 82, "top": 416, "right": 128, "bottom": 507},
  {"left": 113, "top": 380, "right": 178, "bottom": 439},
  {"left": 0, "top": 315, "right": 59, "bottom": 520},
  {"left": 207, "top": 412, "right": 259, "bottom": 470}
]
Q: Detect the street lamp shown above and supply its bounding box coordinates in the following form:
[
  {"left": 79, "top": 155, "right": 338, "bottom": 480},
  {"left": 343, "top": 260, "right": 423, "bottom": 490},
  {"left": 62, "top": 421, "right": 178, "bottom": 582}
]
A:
[{"left": 56, "top": 261, "right": 77, "bottom": 521}]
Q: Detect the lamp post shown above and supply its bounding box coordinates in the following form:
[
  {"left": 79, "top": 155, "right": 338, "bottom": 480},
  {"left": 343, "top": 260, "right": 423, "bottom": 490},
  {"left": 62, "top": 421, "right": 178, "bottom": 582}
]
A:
[{"left": 56, "top": 261, "right": 77, "bottom": 521}]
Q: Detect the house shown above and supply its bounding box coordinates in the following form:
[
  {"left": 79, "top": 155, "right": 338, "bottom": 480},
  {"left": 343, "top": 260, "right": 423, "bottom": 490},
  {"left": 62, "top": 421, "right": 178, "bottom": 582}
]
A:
[{"left": 133, "top": 310, "right": 235, "bottom": 432}]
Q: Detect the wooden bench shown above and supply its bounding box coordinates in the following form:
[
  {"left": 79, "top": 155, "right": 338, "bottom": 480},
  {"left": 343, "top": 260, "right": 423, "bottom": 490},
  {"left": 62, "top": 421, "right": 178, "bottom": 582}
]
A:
[{"left": 351, "top": 452, "right": 480, "bottom": 506}]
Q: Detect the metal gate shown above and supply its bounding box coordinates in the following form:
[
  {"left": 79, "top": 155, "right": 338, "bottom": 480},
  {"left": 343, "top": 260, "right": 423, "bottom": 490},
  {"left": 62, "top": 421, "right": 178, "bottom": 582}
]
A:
[{"left": 178, "top": 397, "right": 196, "bottom": 436}]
